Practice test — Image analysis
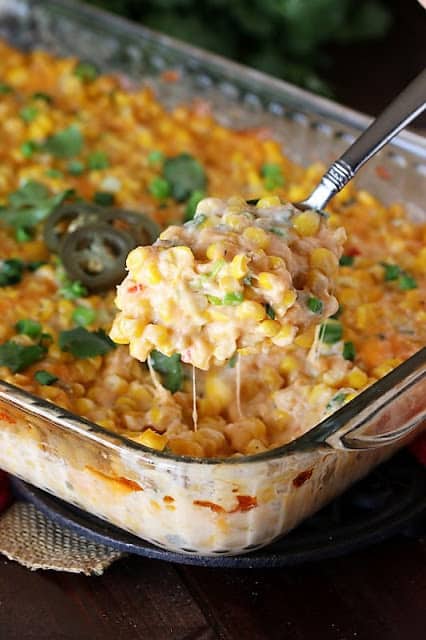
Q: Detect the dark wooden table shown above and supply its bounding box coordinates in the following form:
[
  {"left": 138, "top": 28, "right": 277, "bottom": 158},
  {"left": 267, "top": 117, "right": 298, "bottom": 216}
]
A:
[{"left": 1, "top": 2, "right": 425, "bottom": 638}]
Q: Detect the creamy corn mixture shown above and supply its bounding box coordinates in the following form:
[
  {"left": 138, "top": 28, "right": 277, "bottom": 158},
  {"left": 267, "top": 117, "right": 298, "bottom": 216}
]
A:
[
  {"left": 111, "top": 197, "right": 345, "bottom": 369},
  {"left": 0, "top": 42, "right": 425, "bottom": 458}
]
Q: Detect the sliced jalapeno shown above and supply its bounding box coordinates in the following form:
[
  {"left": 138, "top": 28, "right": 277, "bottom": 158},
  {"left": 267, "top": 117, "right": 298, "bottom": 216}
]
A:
[
  {"left": 44, "top": 203, "right": 104, "bottom": 252},
  {"left": 103, "top": 209, "right": 160, "bottom": 245},
  {"left": 60, "top": 224, "right": 137, "bottom": 293}
]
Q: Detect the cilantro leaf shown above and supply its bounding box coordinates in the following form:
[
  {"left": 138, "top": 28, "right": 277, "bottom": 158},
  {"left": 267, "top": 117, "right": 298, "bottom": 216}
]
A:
[
  {"left": 34, "top": 370, "right": 58, "bottom": 385},
  {"left": 59, "top": 327, "right": 116, "bottom": 358},
  {"left": 150, "top": 350, "right": 183, "bottom": 393},
  {"left": 15, "top": 319, "right": 42, "bottom": 339},
  {"left": 42, "top": 125, "right": 83, "bottom": 158},
  {"left": 0, "top": 181, "right": 74, "bottom": 230},
  {"left": 0, "top": 259, "right": 25, "bottom": 287},
  {"left": 0, "top": 341, "right": 46, "bottom": 373},
  {"left": 163, "top": 153, "right": 207, "bottom": 202},
  {"left": 319, "top": 320, "right": 343, "bottom": 344}
]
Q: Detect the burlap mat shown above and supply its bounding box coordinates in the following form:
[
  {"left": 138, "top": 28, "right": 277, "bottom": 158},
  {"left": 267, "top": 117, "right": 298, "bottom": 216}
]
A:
[{"left": 0, "top": 501, "right": 123, "bottom": 575}]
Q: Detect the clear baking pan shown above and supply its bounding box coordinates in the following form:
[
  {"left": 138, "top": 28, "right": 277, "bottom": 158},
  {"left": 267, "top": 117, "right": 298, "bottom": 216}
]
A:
[{"left": 0, "top": 0, "right": 425, "bottom": 555}]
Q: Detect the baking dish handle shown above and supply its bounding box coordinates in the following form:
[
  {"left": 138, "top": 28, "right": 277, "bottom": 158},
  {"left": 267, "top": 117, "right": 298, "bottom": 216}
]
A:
[{"left": 324, "top": 360, "right": 426, "bottom": 451}]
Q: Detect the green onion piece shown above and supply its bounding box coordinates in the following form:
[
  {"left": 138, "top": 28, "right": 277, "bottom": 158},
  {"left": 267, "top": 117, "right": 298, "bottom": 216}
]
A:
[
  {"left": 20, "top": 105, "right": 39, "bottom": 123},
  {"left": 15, "top": 319, "right": 42, "bottom": 339},
  {"left": 207, "top": 295, "right": 223, "bottom": 305},
  {"left": 45, "top": 168, "right": 63, "bottom": 179},
  {"left": 399, "top": 274, "right": 417, "bottom": 291},
  {"left": 87, "top": 151, "right": 109, "bottom": 170},
  {"left": 209, "top": 260, "right": 226, "bottom": 279},
  {"left": 163, "top": 153, "right": 207, "bottom": 202},
  {"left": 269, "top": 227, "right": 285, "bottom": 236},
  {"left": 15, "top": 227, "right": 32, "bottom": 243},
  {"left": 0, "top": 259, "right": 25, "bottom": 287},
  {"left": 261, "top": 163, "right": 285, "bottom": 190},
  {"left": 0, "top": 82, "right": 13, "bottom": 94},
  {"left": 339, "top": 255, "right": 355, "bottom": 266},
  {"left": 26, "top": 261, "right": 46, "bottom": 272},
  {"left": 228, "top": 353, "right": 238, "bottom": 368},
  {"left": 265, "top": 303, "right": 276, "bottom": 319},
  {"left": 147, "top": 150, "right": 165, "bottom": 166},
  {"left": 223, "top": 292, "right": 244, "bottom": 305},
  {"left": 34, "top": 370, "right": 58, "bottom": 385},
  {"left": 59, "top": 327, "right": 116, "bottom": 359},
  {"left": 343, "top": 341, "right": 356, "bottom": 361},
  {"left": 0, "top": 341, "right": 47, "bottom": 373},
  {"left": 68, "top": 160, "right": 85, "bottom": 175},
  {"left": 326, "top": 391, "right": 348, "bottom": 411},
  {"left": 20, "top": 140, "right": 38, "bottom": 158},
  {"left": 59, "top": 280, "right": 88, "bottom": 300},
  {"left": 72, "top": 305, "right": 97, "bottom": 326},
  {"left": 31, "top": 92, "right": 53, "bottom": 103},
  {"left": 73, "top": 62, "right": 98, "bottom": 82},
  {"left": 381, "top": 262, "right": 401, "bottom": 281},
  {"left": 319, "top": 320, "right": 343, "bottom": 344},
  {"left": 148, "top": 177, "right": 171, "bottom": 200},
  {"left": 184, "top": 189, "right": 205, "bottom": 222},
  {"left": 307, "top": 296, "right": 323, "bottom": 314}
]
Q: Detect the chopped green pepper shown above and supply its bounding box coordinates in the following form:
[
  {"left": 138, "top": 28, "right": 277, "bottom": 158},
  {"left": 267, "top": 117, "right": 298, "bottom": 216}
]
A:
[
  {"left": 15, "top": 319, "right": 42, "bottom": 339},
  {"left": 307, "top": 296, "right": 323, "bottom": 314}
]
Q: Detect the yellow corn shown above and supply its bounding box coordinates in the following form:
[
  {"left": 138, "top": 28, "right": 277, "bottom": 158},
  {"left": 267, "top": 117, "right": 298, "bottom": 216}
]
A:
[
  {"left": 373, "top": 358, "right": 402, "bottom": 378},
  {"left": 256, "top": 195, "right": 281, "bottom": 208},
  {"left": 205, "top": 374, "right": 233, "bottom": 412},
  {"left": 294, "top": 327, "right": 316, "bottom": 348},
  {"left": 133, "top": 428, "right": 167, "bottom": 451},
  {"left": 230, "top": 254, "right": 249, "bottom": 279},
  {"left": 269, "top": 256, "right": 284, "bottom": 269},
  {"left": 279, "top": 355, "right": 299, "bottom": 375},
  {"left": 243, "top": 226, "right": 269, "bottom": 249},
  {"left": 310, "top": 247, "right": 338, "bottom": 276},
  {"left": 258, "top": 319, "right": 281, "bottom": 337},
  {"left": 272, "top": 323, "right": 296, "bottom": 346},
  {"left": 257, "top": 272, "right": 276, "bottom": 290},
  {"left": 206, "top": 242, "right": 225, "bottom": 261},
  {"left": 236, "top": 300, "right": 266, "bottom": 321},
  {"left": 282, "top": 289, "right": 297, "bottom": 307},
  {"left": 292, "top": 211, "right": 320, "bottom": 236},
  {"left": 346, "top": 367, "right": 368, "bottom": 389}
]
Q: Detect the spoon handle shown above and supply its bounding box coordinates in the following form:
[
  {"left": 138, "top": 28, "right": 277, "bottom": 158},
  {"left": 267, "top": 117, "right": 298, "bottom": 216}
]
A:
[{"left": 301, "top": 68, "right": 426, "bottom": 211}]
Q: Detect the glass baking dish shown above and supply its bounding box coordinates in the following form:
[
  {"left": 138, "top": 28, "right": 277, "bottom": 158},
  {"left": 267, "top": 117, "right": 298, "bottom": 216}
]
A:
[{"left": 0, "top": 0, "right": 425, "bottom": 556}]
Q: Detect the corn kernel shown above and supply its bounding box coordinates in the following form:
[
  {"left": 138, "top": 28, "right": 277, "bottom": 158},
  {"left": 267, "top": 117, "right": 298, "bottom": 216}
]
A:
[
  {"left": 206, "top": 242, "right": 225, "bottom": 261},
  {"left": 243, "top": 226, "right": 269, "bottom": 249},
  {"left": 346, "top": 367, "right": 368, "bottom": 389},
  {"left": 310, "top": 247, "right": 338, "bottom": 276},
  {"left": 230, "top": 254, "right": 249, "bottom": 279},
  {"left": 205, "top": 375, "right": 233, "bottom": 412},
  {"left": 269, "top": 256, "right": 284, "bottom": 269},
  {"left": 236, "top": 300, "right": 266, "bottom": 321},
  {"left": 292, "top": 211, "right": 320, "bottom": 236},
  {"left": 272, "top": 323, "right": 297, "bottom": 346},
  {"left": 126, "top": 247, "right": 150, "bottom": 273},
  {"left": 294, "top": 327, "right": 315, "bottom": 348},
  {"left": 256, "top": 195, "right": 281, "bottom": 208},
  {"left": 223, "top": 213, "right": 245, "bottom": 230},
  {"left": 373, "top": 358, "right": 402, "bottom": 379},
  {"left": 279, "top": 355, "right": 299, "bottom": 375},
  {"left": 282, "top": 289, "right": 297, "bottom": 307},
  {"left": 168, "top": 245, "right": 194, "bottom": 266},
  {"left": 133, "top": 428, "right": 167, "bottom": 451},
  {"left": 258, "top": 319, "right": 280, "bottom": 337},
  {"left": 257, "top": 272, "right": 276, "bottom": 290}
]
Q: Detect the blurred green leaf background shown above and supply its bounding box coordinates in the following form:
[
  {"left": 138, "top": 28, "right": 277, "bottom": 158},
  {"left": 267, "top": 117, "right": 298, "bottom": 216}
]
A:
[{"left": 86, "top": 0, "right": 393, "bottom": 96}]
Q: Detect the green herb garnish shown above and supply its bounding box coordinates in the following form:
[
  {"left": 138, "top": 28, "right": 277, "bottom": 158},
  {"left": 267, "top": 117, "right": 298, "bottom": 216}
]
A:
[
  {"left": 381, "top": 262, "right": 401, "bottom": 281},
  {"left": 163, "top": 153, "right": 207, "bottom": 202},
  {"left": 59, "top": 280, "right": 88, "bottom": 300},
  {"left": 265, "top": 303, "right": 276, "bottom": 319},
  {"left": 15, "top": 227, "right": 33, "bottom": 243},
  {"left": 45, "top": 168, "right": 64, "bottom": 179},
  {"left": 42, "top": 125, "right": 83, "bottom": 158},
  {"left": 31, "top": 92, "right": 53, "bottom": 103},
  {"left": 319, "top": 319, "right": 343, "bottom": 344},
  {"left": 34, "top": 370, "right": 58, "bottom": 386},
  {"left": 0, "top": 82, "right": 12, "bottom": 94},
  {"left": 72, "top": 306, "right": 97, "bottom": 327},
  {"left": 398, "top": 274, "right": 417, "bottom": 291},
  {"left": 228, "top": 352, "right": 238, "bottom": 368},
  {"left": 343, "top": 340, "right": 356, "bottom": 361},
  {"left": 67, "top": 160, "right": 85, "bottom": 176},
  {"left": 20, "top": 140, "right": 38, "bottom": 158},
  {"left": 73, "top": 61, "right": 98, "bottom": 82},
  {"left": 15, "top": 319, "right": 42, "bottom": 339},
  {"left": 147, "top": 150, "right": 165, "bottom": 166},
  {"left": 326, "top": 391, "right": 348, "bottom": 411},
  {"left": 149, "top": 350, "right": 183, "bottom": 393},
  {"left": 0, "top": 181, "right": 73, "bottom": 231},
  {"left": 261, "top": 163, "right": 285, "bottom": 190},
  {"left": 59, "top": 327, "right": 116, "bottom": 358},
  {"left": 0, "top": 259, "right": 25, "bottom": 287},
  {"left": 26, "top": 261, "right": 46, "bottom": 272},
  {"left": 20, "top": 105, "right": 39, "bottom": 123},
  {"left": 307, "top": 296, "right": 323, "bottom": 314},
  {"left": 339, "top": 255, "right": 355, "bottom": 266},
  {"left": 87, "top": 151, "right": 109, "bottom": 170},
  {"left": 0, "top": 341, "right": 46, "bottom": 373},
  {"left": 184, "top": 189, "right": 205, "bottom": 222},
  {"left": 148, "top": 177, "right": 171, "bottom": 200},
  {"left": 223, "top": 291, "right": 244, "bottom": 305},
  {"left": 207, "top": 295, "right": 223, "bottom": 306}
]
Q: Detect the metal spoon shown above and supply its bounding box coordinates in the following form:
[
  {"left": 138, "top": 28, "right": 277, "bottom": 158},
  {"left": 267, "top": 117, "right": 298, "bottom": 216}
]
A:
[{"left": 295, "top": 68, "right": 426, "bottom": 212}]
